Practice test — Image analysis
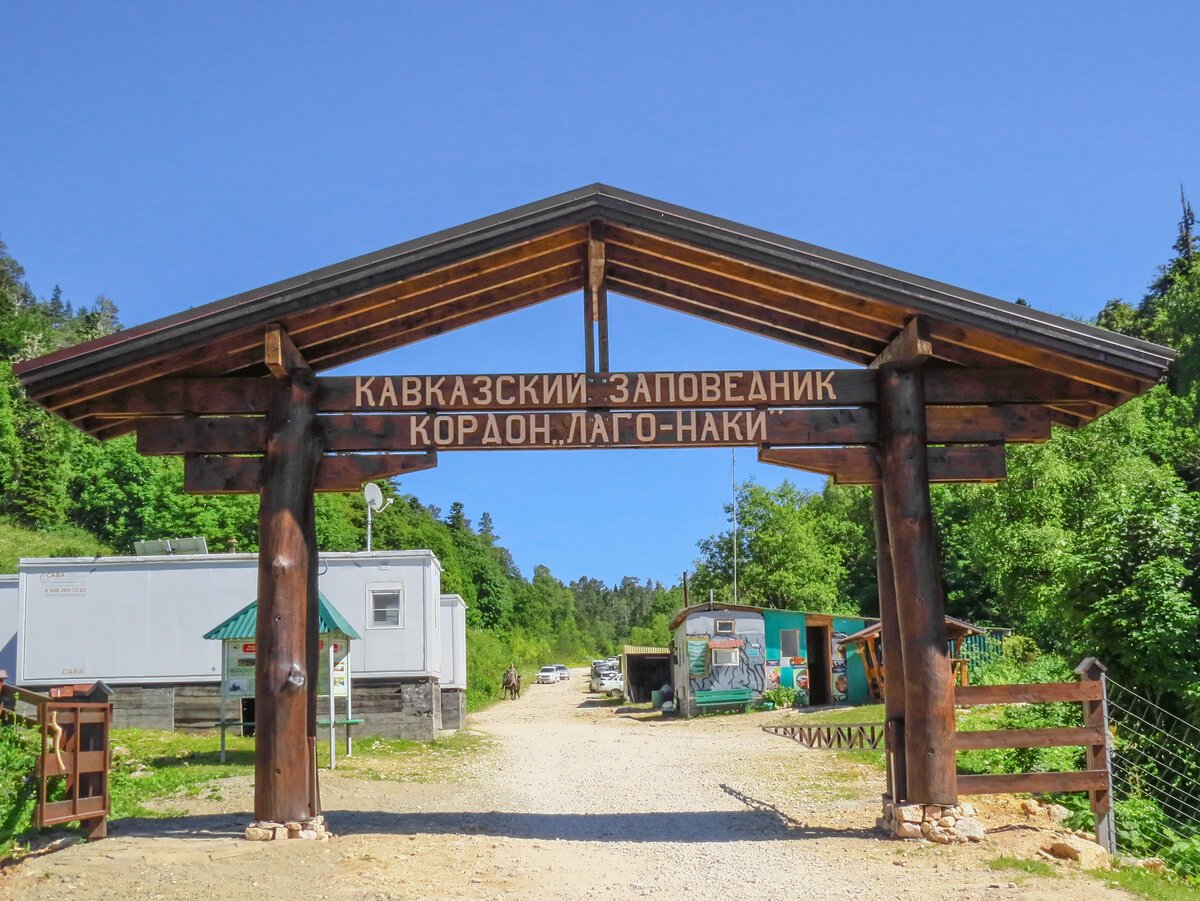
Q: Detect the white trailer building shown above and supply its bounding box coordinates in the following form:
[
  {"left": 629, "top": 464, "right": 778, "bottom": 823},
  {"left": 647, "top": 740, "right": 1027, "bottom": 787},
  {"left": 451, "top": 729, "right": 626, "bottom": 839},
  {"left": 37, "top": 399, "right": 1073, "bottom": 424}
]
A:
[{"left": 10, "top": 550, "right": 466, "bottom": 738}]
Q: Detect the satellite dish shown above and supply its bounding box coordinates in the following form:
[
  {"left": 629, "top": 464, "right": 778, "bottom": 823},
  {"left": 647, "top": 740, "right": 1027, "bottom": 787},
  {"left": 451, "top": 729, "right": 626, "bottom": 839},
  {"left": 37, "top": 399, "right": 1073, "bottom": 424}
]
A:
[
  {"left": 363, "top": 483, "right": 393, "bottom": 553},
  {"left": 364, "top": 482, "right": 384, "bottom": 511}
]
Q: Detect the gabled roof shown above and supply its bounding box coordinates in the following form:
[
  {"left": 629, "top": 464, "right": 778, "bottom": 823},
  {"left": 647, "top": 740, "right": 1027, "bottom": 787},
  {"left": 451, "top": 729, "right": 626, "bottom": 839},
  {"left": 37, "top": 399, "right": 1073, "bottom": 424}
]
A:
[
  {"left": 15, "top": 184, "right": 1174, "bottom": 439},
  {"left": 842, "top": 614, "right": 985, "bottom": 645},
  {"left": 203, "top": 592, "right": 360, "bottom": 641}
]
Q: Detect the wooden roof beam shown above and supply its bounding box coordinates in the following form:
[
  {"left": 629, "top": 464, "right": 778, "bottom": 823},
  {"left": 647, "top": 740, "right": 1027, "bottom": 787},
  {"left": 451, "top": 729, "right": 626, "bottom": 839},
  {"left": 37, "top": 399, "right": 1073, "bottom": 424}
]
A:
[
  {"left": 302, "top": 268, "right": 584, "bottom": 371},
  {"left": 606, "top": 267, "right": 884, "bottom": 360},
  {"left": 608, "top": 277, "right": 877, "bottom": 364},
  {"left": 264, "top": 324, "right": 309, "bottom": 378},
  {"left": 870, "top": 318, "right": 933, "bottom": 370}
]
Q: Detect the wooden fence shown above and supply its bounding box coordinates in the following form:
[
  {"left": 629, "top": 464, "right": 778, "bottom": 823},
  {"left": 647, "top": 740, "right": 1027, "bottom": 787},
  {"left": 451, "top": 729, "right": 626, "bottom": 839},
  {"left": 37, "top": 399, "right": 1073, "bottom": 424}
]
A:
[
  {"left": 0, "top": 671, "right": 113, "bottom": 839},
  {"left": 954, "top": 657, "right": 1114, "bottom": 852},
  {"left": 761, "top": 657, "right": 1115, "bottom": 852}
]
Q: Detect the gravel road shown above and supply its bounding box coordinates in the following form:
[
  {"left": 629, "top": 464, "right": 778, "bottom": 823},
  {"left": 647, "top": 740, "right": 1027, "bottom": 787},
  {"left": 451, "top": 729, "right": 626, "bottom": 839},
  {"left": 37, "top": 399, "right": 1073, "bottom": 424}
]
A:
[{"left": 3, "top": 669, "right": 1139, "bottom": 900}]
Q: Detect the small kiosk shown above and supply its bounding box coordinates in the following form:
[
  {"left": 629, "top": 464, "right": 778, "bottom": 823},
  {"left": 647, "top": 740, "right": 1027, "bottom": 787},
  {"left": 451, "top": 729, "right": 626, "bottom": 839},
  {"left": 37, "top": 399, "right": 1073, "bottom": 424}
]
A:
[{"left": 204, "top": 592, "right": 361, "bottom": 767}]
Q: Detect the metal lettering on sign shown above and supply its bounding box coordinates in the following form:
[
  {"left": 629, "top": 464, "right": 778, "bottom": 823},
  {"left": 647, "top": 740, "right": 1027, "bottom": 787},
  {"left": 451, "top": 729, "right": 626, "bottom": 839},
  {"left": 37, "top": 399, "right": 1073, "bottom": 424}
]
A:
[
  {"left": 398, "top": 409, "right": 770, "bottom": 449},
  {"left": 330, "top": 369, "right": 869, "bottom": 412}
]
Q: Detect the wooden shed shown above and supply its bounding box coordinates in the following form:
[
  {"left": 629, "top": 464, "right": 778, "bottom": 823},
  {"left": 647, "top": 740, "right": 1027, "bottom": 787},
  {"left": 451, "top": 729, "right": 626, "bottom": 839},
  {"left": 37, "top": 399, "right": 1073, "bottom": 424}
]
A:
[{"left": 843, "top": 615, "right": 986, "bottom": 701}]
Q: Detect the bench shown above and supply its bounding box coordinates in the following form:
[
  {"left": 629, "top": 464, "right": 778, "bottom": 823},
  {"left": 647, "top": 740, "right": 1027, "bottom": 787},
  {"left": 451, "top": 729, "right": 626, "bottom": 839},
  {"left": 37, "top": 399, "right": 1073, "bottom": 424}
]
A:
[{"left": 693, "top": 688, "right": 754, "bottom": 712}]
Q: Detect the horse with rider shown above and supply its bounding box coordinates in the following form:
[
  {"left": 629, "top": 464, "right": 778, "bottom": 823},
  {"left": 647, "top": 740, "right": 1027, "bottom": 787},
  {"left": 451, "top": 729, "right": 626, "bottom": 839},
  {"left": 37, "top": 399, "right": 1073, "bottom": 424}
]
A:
[{"left": 502, "top": 663, "right": 521, "bottom": 700}]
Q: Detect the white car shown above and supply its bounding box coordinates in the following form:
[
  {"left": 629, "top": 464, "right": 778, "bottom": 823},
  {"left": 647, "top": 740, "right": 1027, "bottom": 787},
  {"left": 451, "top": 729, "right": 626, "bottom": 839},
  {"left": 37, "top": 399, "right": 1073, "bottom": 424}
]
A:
[
  {"left": 597, "top": 672, "right": 624, "bottom": 698},
  {"left": 536, "top": 666, "right": 559, "bottom": 684},
  {"left": 554, "top": 664, "right": 569, "bottom": 681},
  {"left": 590, "top": 669, "right": 619, "bottom": 692}
]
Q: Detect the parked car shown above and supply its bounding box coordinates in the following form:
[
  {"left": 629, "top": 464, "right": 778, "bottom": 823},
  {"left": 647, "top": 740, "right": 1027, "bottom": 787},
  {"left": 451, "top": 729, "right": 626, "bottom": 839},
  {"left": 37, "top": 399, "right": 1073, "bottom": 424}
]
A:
[
  {"left": 590, "top": 669, "right": 619, "bottom": 692},
  {"left": 554, "top": 664, "right": 569, "bottom": 681},
  {"left": 597, "top": 671, "right": 624, "bottom": 698},
  {"left": 536, "top": 666, "right": 559, "bottom": 684}
]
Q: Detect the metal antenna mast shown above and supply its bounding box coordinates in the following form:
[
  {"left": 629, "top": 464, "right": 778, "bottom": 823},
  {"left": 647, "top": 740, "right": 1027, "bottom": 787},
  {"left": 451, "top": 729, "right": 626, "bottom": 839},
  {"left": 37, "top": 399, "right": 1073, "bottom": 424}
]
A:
[{"left": 732, "top": 448, "right": 738, "bottom": 605}]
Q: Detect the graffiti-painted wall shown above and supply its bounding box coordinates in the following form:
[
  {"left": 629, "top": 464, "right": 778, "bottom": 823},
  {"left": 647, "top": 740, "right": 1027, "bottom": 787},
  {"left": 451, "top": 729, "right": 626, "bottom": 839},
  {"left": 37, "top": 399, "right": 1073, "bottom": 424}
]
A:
[{"left": 671, "top": 608, "right": 766, "bottom": 716}]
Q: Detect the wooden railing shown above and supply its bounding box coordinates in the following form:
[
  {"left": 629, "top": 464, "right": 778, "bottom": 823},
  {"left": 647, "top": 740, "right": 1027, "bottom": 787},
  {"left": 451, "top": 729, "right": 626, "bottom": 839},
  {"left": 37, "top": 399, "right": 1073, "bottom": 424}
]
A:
[
  {"left": 762, "top": 722, "right": 886, "bottom": 750},
  {"left": 954, "top": 657, "right": 1114, "bottom": 853},
  {"left": 0, "top": 671, "right": 113, "bottom": 840}
]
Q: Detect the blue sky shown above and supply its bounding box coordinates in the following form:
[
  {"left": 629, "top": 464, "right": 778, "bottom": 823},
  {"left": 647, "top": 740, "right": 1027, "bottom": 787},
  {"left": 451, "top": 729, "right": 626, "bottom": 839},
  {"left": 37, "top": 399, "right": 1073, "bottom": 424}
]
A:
[{"left": 4, "top": 3, "right": 1197, "bottom": 585}]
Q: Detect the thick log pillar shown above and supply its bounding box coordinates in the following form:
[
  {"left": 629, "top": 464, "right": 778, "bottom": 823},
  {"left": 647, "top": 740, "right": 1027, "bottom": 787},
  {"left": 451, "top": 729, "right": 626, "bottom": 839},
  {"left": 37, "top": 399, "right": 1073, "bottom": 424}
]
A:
[
  {"left": 878, "top": 366, "right": 957, "bottom": 806},
  {"left": 255, "top": 371, "right": 323, "bottom": 824},
  {"left": 872, "top": 485, "right": 907, "bottom": 803}
]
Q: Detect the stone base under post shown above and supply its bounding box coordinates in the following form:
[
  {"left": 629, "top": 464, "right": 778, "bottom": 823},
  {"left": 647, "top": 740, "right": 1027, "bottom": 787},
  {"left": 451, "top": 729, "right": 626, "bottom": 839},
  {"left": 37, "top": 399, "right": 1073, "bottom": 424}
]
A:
[
  {"left": 245, "top": 814, "right": 332, "bottom": 841},
  {"left": 879, "top": 796, "right": 986, "bottom": 844}
]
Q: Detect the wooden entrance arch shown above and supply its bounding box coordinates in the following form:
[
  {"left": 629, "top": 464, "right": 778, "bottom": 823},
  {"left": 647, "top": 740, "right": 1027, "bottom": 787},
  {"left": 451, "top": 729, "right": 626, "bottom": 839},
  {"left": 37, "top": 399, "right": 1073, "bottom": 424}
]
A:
[{"left": 15, "top": 184, "right": 1173, "bottom": 826}]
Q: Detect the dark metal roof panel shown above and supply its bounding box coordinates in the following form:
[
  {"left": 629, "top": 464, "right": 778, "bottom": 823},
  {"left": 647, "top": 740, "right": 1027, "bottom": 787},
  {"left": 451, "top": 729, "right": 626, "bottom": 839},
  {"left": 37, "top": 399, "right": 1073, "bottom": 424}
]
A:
[{"left": 15, "top": 183, "right": 1174, "bottom": 395}]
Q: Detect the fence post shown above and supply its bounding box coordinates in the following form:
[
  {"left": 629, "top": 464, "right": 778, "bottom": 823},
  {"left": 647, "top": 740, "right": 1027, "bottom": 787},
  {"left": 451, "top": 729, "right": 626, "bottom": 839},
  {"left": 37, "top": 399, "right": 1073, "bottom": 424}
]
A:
[{"left": 1075, "top": 657, "right": 1116, "bottom": 855}]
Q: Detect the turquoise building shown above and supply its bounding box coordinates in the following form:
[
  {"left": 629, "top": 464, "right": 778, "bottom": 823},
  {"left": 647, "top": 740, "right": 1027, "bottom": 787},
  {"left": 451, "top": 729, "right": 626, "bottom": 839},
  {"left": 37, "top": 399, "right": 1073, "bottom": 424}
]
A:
[{"left": 762, "top": 609, "right": 874, "bottom": 706}]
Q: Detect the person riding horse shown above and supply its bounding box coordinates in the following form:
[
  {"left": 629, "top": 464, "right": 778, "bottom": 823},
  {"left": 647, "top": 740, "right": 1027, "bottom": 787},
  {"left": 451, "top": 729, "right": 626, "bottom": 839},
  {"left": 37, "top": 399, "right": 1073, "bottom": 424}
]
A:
[{"left": 502, "top": 663, "right": 521, "bottom": 700}]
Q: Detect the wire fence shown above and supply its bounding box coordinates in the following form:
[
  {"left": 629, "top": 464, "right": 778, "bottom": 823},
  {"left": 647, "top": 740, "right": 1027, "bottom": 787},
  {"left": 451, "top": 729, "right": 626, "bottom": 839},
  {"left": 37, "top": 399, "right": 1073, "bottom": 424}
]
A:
[
  {"left": 1106, "top": 677, "right": 1200, "bottom": 879},
  {"left": 959, "top": 629, "right": 1010, "bottom": 668}
]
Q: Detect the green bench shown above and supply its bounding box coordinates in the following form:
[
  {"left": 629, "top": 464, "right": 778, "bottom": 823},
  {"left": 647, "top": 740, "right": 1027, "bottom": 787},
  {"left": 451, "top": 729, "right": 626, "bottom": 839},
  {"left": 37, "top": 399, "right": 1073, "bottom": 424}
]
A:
[{"left": 693, "top": 688, "right": 754, "bottom": 712}]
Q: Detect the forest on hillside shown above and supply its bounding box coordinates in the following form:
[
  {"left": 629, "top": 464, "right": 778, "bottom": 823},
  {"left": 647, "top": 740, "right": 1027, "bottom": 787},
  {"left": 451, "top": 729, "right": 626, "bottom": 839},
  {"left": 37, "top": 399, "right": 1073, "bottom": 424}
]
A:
[{"left": 2, "top": 202, "right": 1199, "bottom": 727}]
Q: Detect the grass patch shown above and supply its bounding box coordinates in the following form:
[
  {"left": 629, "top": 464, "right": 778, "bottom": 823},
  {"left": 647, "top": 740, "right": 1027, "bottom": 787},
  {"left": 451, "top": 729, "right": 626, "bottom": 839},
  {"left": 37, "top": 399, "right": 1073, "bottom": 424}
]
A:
[
  {"left": 1090, "top": 866, "right": 1200, "bottom": 901},
  {"left": 987, "top": 856, "right": 1060, "bottom": 878},
  {"left": 0, "top": 516, "right": 112, "bottom": 572},
  {"left": 334, "top": 730, "right": 497, "bottom": 783},
  {"left": 769, "top": 703, "right": 885, "bottom": 727},
  {"left": 110, "top": 727, "right": 498, "bottom": 810},
  {"left": 109, "top": 728, "right": 256, "bottom": 818}
]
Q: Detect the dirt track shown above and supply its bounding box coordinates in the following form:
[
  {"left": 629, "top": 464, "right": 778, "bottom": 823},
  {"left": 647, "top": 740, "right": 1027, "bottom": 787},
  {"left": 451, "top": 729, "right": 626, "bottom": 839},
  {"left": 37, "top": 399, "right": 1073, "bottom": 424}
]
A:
[{"left": 3, "top": 671, "right": 1138, "bottom": 900}]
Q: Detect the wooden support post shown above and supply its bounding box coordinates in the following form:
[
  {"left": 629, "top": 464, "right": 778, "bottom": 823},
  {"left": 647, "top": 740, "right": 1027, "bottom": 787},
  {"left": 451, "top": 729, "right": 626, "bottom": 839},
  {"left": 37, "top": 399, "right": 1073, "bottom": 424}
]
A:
[
  {"left": 1076, "top": 657, "right": 1116, "bottom": 854},
  {"left": 305, "top": 488, "right": 320, "bottom": 818},
  {"left": 879, "top": 366, "right": 957, "bottom": 806},
  {"left": 590, "top": 221, "right": 609, "bottom": 373},
  {"left": 873, "top": 485, "right": 907, "bottom": 804},
  {"left": 254, "top": 370, "right": 323, "bottom": 825},
  {"left": 582, "top": 287, "right": 596, "bottom": 374}
]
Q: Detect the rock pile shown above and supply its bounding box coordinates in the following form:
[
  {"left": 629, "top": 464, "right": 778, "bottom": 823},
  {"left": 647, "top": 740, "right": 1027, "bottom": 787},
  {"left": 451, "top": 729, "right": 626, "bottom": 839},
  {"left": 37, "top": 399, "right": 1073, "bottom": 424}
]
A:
[
  {"left": 244, "top": 815, "right": 331, "bottom": 841},
  {"left": 878, "top": 799, "right": 987, "bottom": 844}
]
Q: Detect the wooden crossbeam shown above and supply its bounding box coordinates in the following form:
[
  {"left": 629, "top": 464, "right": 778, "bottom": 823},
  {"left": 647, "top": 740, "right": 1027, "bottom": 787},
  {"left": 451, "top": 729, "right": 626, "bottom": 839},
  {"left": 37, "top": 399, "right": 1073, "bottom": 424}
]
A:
[
  {"left": 954, "top": 726, "right": 1105, "bottom": 751},
  {"left": 135, "top": 405, "right": 1050, "bottom": 456},
  {"left": 758, "top": 445, "right": 1006, "bottom": 484},
  {"left": 954, "top": 681, "right": 1103, "bottom": 706},
  {"left": 63, "top": 367, "right": 1118, "bottom": 423},
  {"left": 184, "top": 452, "right": 438, "bottom": 494},
  {"left": 957, "top": 771, "right": 1109, "bottom": 795},
  {"left": 923, "top": 368, "right": 1123, "bottom": 407}
]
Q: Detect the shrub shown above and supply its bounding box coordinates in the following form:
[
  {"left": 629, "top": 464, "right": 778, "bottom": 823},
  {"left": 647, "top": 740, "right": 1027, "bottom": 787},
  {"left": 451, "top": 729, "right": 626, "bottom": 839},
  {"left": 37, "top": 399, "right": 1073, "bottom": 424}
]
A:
[
  {"left": 762, "top": 687, "right": 796, "bottom": 709},
  {"left": 0, "top": 717, "right": 41, "bottom": 855}
]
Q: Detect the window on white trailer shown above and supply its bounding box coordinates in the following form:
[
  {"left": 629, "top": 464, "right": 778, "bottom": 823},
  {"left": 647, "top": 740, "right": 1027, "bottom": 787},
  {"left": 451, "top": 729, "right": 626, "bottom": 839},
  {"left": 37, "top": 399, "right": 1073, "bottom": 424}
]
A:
[
  {"left": 371, "top": 590, "right": 402, "bottom": 627},
  {"left": 714, "top": 619, "right": 735, "bottom": 635},
  {"left": 712, "top": 648, "right": 740, "bottom": 667}
]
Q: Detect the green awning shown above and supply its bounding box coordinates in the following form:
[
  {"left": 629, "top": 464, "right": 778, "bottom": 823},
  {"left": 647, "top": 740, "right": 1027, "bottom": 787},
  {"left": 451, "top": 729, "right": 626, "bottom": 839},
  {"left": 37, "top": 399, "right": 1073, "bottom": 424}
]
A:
[{"left": 204, "top": 592, "right": 360, "bottom": 641}]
